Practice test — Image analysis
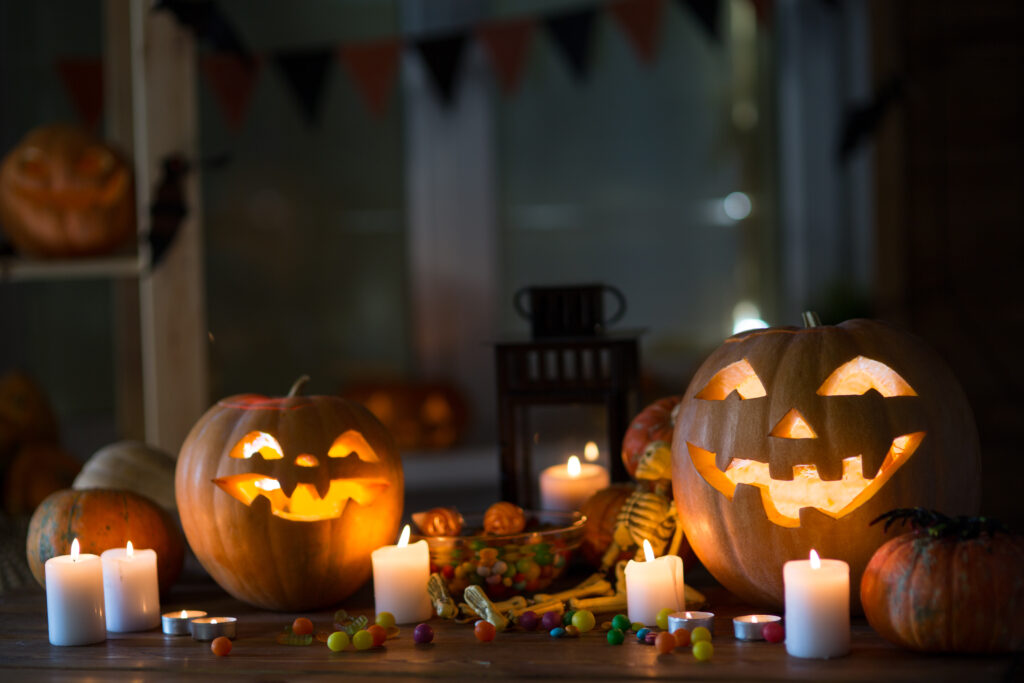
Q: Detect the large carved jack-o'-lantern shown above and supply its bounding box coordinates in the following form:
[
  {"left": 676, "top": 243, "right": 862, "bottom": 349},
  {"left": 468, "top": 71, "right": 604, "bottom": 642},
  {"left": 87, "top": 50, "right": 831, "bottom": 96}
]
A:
[
  {"left": 671, "top": 314, "right": 980, "bottom": 609},
  {"left": 176, "top": 377, "right": 404, "bottom": 611},
  {"left": 0, "top": 124, "right": 135, "bottom": 257}
]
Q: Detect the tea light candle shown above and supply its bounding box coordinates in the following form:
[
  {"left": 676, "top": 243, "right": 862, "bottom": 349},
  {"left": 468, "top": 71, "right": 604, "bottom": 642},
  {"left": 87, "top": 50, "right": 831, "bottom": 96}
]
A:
[
  {"left": 190, "top": 616, "right": 237, "bottom": 641},
  {"left": 539, "top": 455, "right": 610, "bottom": 512},
  {"left": 162, "top": 609, "right": 207, "bottom": 635},
  {"left": 371, "top": 524, "right": 432, "bottom": 624},
  {"left": 668, "top": 610, "right": 715, "bottom": 634},
  {"left": 733, "top": 614, "right": 781, "bottom": 641},
  {"left": 624, "top": 539, "right": 685, "bottom": 626},
  {"left": 45, "top": 538, "right": 106, "bottom": 646},
  {"left": 784, "top": 549, "right": 850, "bottom": 658},
  {"left": 101, "top": 541, "right": 160, "bottom": 632}
]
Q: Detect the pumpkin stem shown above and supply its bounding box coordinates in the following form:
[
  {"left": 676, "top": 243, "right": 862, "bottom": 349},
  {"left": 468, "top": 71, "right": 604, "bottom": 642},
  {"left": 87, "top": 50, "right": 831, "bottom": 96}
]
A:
[
  {"left": 287, "top": 375, "right": 311, "bottom": 397},
  {"left": 802, "top": 311, "right": 822, "bottom": 328}
]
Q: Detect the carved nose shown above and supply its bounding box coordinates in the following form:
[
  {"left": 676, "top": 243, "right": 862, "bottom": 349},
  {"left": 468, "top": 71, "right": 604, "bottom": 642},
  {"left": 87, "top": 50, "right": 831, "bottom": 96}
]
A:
[
  {"left": 294, "top": 454, "right": 320, "bottom": 467},
  {"left": 770, "top": 408, "right": 817, "bottom": 439}
]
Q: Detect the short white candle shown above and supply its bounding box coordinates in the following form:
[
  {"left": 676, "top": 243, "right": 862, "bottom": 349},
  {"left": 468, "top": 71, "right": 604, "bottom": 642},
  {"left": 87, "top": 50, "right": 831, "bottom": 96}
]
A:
[
  {"left": 538, "top": 455, "right": 610, "bottom": 512},
  {"left": 101, "top": 541, "right": 161, "bottom": 632},
  {"left": 44, "top": 538, "right": 106, "bottom": 646},
  {"left": 784, "top": 549, "right": 850, "bottom": 658},
  {"left": 624, "top": 539, "right": 685, "bottom": 626},
  {"left": 371, "top": 525, "right": 432, "bottom": 624}
]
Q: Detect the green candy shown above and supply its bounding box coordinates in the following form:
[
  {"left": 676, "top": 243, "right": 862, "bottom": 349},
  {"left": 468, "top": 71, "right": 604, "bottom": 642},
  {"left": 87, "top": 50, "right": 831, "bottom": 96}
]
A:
[
  {"left": 534, "top": 554, "right": 552, "bottom": 566},
  {"left": 611, "top": 614, "right": 631, "bottom": 631},
  {"left": 562, "top": 610, "right": 576, "bottom": 626},
  {"left": 515, "top": 558, "right": 537, "bottom": 573},
  {"left": 607, "top": 628, "right": 625, "bottom": 645}
]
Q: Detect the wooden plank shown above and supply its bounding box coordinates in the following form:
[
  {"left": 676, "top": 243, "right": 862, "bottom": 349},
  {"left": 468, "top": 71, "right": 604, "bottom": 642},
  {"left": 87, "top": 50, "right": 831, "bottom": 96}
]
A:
[{"left": 0, "top": 577, "right": 1017, "bottom": 681}]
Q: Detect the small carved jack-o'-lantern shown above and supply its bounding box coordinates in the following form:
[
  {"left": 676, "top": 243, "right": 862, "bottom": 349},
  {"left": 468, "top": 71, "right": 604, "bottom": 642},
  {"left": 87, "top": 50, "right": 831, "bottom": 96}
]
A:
[
  {"left": 176, "top": 377, "right": 403, "bottom": 611},
  {"left": 671, "top": 313, "right": 980, "bottom": 609},
  {"left": 0, "top": 124, "right": 135, "bottom": 257}
]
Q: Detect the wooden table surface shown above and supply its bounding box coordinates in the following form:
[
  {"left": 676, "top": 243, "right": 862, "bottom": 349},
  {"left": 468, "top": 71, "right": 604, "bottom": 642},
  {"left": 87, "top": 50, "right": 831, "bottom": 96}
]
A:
[{"left": 1, "top": 571, "right": 1020, "bottom": 682}]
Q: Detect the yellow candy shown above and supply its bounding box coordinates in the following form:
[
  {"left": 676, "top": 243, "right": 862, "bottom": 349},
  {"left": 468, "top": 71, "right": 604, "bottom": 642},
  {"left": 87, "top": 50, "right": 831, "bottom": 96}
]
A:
[
  {"left": 693, "top": 640, "right": 714, "bottom": 661},
  {"left": 691, "top": 626, "right": 712, "bottom": 643},
  {"left": 656, "top": 608, "right": 672, "bottom": 631}
]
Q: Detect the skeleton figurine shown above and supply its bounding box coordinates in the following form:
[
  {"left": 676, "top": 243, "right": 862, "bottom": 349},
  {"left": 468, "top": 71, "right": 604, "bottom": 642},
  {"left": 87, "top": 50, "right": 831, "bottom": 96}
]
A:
[{"left": 600, "top": 442, "right": 683, "bottom": 570}]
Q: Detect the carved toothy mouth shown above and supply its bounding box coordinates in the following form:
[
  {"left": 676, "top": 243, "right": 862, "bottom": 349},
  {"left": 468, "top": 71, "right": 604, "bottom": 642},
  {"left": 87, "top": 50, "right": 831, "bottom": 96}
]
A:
[
  {"left": 686, "top": 432, "right": 925, "bottom": 527},
  {"left": 213, "top": 475, "right": 390, "bottom": 522}
]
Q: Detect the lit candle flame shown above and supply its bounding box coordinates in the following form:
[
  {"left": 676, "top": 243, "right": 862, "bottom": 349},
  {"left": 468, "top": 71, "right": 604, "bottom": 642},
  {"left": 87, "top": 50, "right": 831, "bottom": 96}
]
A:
[
  {"left": 810, "top": 549, "right": 821, "bottom": 569},
  {"left": 70, "top": 538, "right": 80, "bottom": 561},
  {"left": 126, "top": 540, "right": 134, "bottom": 558},
  {"left": 643, "top": 538, "right": 655, "bottom": 562},
  {"left": 180, "top": 610, "right": 189, "bottom": 618},
  {"left": 752, "top": 616, "right": 758, "bottom": 623},
  {"left": 211, "top": 618, "right": 218, "bottom": 625},
  {"left": 255, "top": 478, "right": 280, "bottom": 491},
  {"left": 567, "top": 455, "right": 581, "bottom": 477},
  {"left": 584, "top": 441, "right": 599, "bottom": 462},
  {"left": 398, "top": 524, "right": 411, "bottom": 548}
]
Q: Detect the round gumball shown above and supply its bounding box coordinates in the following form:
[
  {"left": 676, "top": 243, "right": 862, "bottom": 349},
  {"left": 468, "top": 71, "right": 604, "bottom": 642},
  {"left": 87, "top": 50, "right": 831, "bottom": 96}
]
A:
[
  {"left": 571, "top": 609, "right": 596, "bottom": 633},
  {"left": 691, "top": 626, "right": 712, "bottom": 644},
  {"left": 367, "top": 624, "right": 387, "bottom": 647},
  {"left": 762, "top": 621, "right": 784, "bottom": 643},
  {"left": 375, "top": 612, "right": 396, "bottom": 629},
  {"left": 693, "top": 640, "right": 714, "bottom": 661},
  {"left": 656, "top": 608, "right": 672, "bottom": 630},
  {"left": 611, "top": 614, "right": 631, "bottom": 631},
  {"left": 541, "top": 611, "right": 562, "bottom": 631},
  {"left": 674, "top": 628, "right": 691, "bottom": 648},
  {"left": 413, "top": 623, "right": 434, "bottom": 644},
  {"left": 292, "top": 617, "right": 314, "bottom": 636},
  {"left": 655, "top": 631, "right": 675, "bottom": 654},
  {"left": 352, "top": 630, "right": 374, "bottom": 650},
  {"left": 607, "top": 628, "right": 625, "bottom": 645},
  {"left": 327, "top": 631, "right": 350, "bottom": 652},
  {"left": 475, "top": 620, "right": 497, "bottom": 642},
  {"left": 518, "top": 610, "right": 539, "bottom": 631},
  {"left": 211, "top": 636, "right": 232, "bottom": 656}
]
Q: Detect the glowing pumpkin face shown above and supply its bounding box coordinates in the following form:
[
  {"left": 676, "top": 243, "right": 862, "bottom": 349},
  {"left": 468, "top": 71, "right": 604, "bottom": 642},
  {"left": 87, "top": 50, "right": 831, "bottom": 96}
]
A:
[
  {"left": 176, "top": 380, "right": 403, "bottom": 611},
  {"left": 671, "top": 316, "right": 980, "bottom": 609}
]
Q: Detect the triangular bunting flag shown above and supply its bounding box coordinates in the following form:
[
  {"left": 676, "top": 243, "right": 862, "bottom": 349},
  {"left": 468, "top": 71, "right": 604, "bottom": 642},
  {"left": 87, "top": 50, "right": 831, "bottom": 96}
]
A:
[
  {"left": 545, "top": 7, "right": 599, "bottom": 81},
  {"left": 476, "top": 19, "right": 535, "bottom": 95},
  {"left": 338, "top": 39, "right": 401, "bottom": 117},
  {"left": 155, "top": 0, "right": 254, "bottom": 66},
  {"left": 200, "top": 54, "right": 260, "bottom": 130},
  {"left": 274, "top": 48, "right": 334, "bottom": 125},
  {"left": 414, "top": 33, "right": 468, "bottom": 105},
  {"left": 679, "top": 0, "right": 720, "bottom": 41},
  {"left": 55, "top": 58, "right": 104, "bottom": 132},
  {"left": 610, "top": 0, "right": 666, "bottom": 64}
]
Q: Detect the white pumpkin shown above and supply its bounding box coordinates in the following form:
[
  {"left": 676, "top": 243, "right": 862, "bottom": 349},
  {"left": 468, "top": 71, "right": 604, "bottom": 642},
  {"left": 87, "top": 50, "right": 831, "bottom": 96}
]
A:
[{"left": 73, "top": 441, "right": 176, "bottom": 511}]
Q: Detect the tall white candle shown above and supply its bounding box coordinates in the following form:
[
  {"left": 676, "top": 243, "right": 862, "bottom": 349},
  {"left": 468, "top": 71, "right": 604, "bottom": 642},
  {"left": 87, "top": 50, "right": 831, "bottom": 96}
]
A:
[
  {"left": 783, "top": 549, "right": 850, "bottom": 658},
  {"left": 539, "top": 455, "right": 610, "bottom": 512},
  {"left": 624, "top": 539, "right": 685, "bottom": 626},
  {"left": 101, "top": 541, "right": 160, "bottom": 632},
  {"left": 371, "top": 525, "right": 432, "bottom": 624},
  {"left": 45, "top": 538, "right": 106, "bottom": 646}
]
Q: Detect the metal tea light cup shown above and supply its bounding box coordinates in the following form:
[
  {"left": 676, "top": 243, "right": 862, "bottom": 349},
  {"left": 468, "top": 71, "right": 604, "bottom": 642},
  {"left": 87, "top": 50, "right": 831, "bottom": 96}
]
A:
[
  {"left": 161, "top": 610, "right": 207, "bottom": 635},
  {"left": 668, "top": 611, "right": 714, "bottom": 634},
  {"left": 733, "top": 614, "right": 781, "bottom": 641},
  {"left": 190, "top": 616, "right": 237, "bottom": 641}
]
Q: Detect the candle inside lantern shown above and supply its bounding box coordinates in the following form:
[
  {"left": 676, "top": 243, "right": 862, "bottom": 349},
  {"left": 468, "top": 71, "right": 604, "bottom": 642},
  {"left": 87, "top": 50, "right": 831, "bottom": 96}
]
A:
[
  {"left": 371, "top": 525, "right": 432, "bottom": 624},
  {"left": 101, "top": 540, "right": 160, "bottom": 632},
  {"left": 44, "top": 538, "right": 106, "bottom": 646},
  {"left": 624, "top": 539, "right": 685, "bottom": 627},
  {"left": 538, "top": 454, "right": 610, "bottom": 512},
  {"left": 583, "top": 441, "right": 599, "bottom": 461},
  {"left": 783, "top": 549, "right": 850, "bottom": 658}
]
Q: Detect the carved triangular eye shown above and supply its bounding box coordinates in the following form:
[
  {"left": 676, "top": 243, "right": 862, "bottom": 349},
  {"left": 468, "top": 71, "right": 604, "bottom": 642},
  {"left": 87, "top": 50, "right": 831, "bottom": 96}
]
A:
[
  {"left": 230, "top": 431, "right": 284, "bottom": 460},
  {"left": 817, "top": 356, "right": 917, "bottom": 397},
  {"left": 695, "top": 359, "right": 767, "bottom": 400},
  {"left": 327, "top": 430, "right": 379, "bottom": 462}
]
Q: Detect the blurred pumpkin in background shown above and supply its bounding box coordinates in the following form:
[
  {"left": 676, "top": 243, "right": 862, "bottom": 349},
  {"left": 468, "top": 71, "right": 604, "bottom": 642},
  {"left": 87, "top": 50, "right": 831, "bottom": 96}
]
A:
[
  {"left": 0, "top": 124, "right": 135, "bottom": 257},
  {"left": 3, "top": 442, "right": 80, "bottom": 516},
  {"left": 73, "top": 441, "right": 177, "bottom": 513},
  {"left": 342, "top": 380, "right": 468, "bottom": 451}
]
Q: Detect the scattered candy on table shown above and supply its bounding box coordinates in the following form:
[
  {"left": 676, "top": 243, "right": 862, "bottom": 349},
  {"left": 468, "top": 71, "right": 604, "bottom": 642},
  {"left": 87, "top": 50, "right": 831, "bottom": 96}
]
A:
[
  {"left": 655, "top": 632, "right": 675, "bottom": 654},
  {"left": 674, "top": 628, "right": 691, "bottom": 648},
  {"left": 762, "top": 621, "right": 785, "bottom": 643},
  {"left": 562, "top": 610, "right": 576, "bottom": 626},
  {"left": 518, "top": 611, "right": 539, "bottom": 631},
  {"left": 541, "top": 611, "right": 561, "bottom": 631},
  {"left": 636, "top": 627, "right": 651, "bottom": 642},
  {"left": 211, "top": 636, "right": 232, "bottom": 657},
  {"left": 656, "top": 608, "right": 672, "bottom": 631},
  {"left": 327, "top": 631, "right": 350, "bottom": 651},
  {"left": 367, "top": 624, "right": 388, "bottom": 647},
  {"left": 352, "top": 630, "right": 374, "bottom": 650},
  {"left": 644, "top": 632, "right": 658, "bottom": 645},
  {"left": 475, "top": 620, "right": 497, "bottom": 642},
  {"left": 691, "top": 626, "right": 712, "bottom": 644},
  {"left": 611, "top": 614, "right": 631, "bottom": 631},
  {"left": 413, "top": 623, "right": 434, "bottom": 644},
  {"left": 292, "top": 617, "right": 314, "bottom": 636},
  {"left": 564, "top": 625, "right": 580, "bottom": 637},
  {"left": 571, "top": 609, "right": 596, "bottom": 633},
  {"left": 375, "top": 612, "right": 396, "bottom": 629},
  {"left": 693, "top": 640, "right": 714, "bottom": 661},
  {"left": 550, "top": 627, "right": 566, "bottom": 638},
  {"left": 607, "top": 628, "right": 625, "bottom": 645}
]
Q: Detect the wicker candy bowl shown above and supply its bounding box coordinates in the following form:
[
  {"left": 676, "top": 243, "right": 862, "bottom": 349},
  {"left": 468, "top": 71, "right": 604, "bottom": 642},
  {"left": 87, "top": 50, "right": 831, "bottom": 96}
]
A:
[{"left": 412, "top": 510, "right": 585, "bottom": 601}]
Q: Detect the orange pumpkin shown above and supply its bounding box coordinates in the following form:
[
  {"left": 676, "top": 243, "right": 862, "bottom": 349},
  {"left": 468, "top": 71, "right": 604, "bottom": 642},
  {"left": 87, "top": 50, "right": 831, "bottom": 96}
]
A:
[
  {"left": 672, "top": 314, "right": 980, "bottom": 608},
  {"left": 0, "top": 124, "right": 135, "bottom": 257},
  {"left": 0, "top": 370, "right": 58, "bottom": 459},
  {"left": 26, "top": 488, "right": 184, "bottom": 595},
  {"left": 3, "top": 442, "right": 80, "bottom": 515},
  {"left": 175, "top": 377, "right": 404, "bottom": 611},
  {"left": 861, "top": 509, "right": 1024, "bottom": 652},
  {"left": 578, "top": 484, "right": 635, "bottom": 566},
  {"left": 621, "top": 396, "right": 681, "bottom": 479}
]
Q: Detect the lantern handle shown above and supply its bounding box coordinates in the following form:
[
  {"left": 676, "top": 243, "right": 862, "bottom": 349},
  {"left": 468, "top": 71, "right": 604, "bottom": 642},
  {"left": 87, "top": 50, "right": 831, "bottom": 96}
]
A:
[
  {"left": 287, "top": 375, "right": 311, "bottom": 397},
  {"left": 801, "top": 311, "right": 822, "bottom": 328}
]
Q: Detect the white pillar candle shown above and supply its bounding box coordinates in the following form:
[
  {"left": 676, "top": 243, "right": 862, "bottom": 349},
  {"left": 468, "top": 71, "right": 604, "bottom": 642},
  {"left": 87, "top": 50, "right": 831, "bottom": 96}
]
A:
[
  {"left": 44, "top": 538, "right": 106, "bottom": 646},
  {"left": 371, "top": 525, "right": 432, "bottom": 624},
  {"left": 624, "top": 539, "right": 685, "bottom": 627},
  {"left": 784, "top": 549, "right": 850, "bottom": 658},
  {"left": 538, "top": 455, "right": 610, "bottom": 512},
  {"left": 101, "top": 541, "right": 160, "bottom": 632}
]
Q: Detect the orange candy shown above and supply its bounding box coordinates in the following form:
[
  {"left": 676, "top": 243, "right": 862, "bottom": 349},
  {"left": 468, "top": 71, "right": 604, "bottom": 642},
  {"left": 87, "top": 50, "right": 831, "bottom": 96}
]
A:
[
  {"left": 367, "top": 624, "right": 388, "bottom": 647},
  {"left": 674, "top": 628, "right": 691, "bottom": 648},
  {"left": 655, "top": 631, "right": 675, "bottom": 654},
  {"left": 292, "top": 617, "right": 314, "bottom": 636},
  {"left": 211, "top": 636, "right": 232, "bottom": 656},
  {"left": 474, "top": 620, "right": 497, "bottom": 642}
]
